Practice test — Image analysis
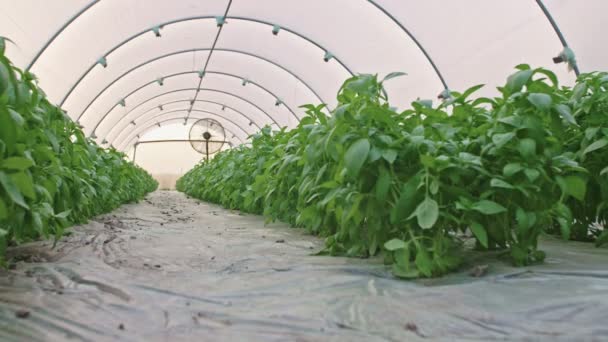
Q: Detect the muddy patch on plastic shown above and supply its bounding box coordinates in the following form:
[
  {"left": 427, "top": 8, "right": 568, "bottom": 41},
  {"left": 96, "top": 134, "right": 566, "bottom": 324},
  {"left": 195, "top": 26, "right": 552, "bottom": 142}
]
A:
[{"left": 1, "top": 191, "right": 607, "bottom": 341}]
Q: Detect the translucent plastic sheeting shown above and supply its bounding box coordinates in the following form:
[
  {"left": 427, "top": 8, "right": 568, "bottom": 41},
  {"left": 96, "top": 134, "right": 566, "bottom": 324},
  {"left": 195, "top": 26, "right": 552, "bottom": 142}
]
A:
[
  {"left": 111, "top": 106, "right": 255, "bottom": 147},
  {"left": 374, "top": 0, "right": 576, "bottom": 97},
  {"left": 1, "top": 191, "right": 607, "bottom": 341},
  {"left": 105, "top": 88, "right": 278, "bottom": 147},
  {"left": 134, "top": 142, "right": 209, "bottom": 188},
  {"left": 28, "top": 0, "right": 230, "bottom": 102},
  {"left": 65, "top": 34, "right": 217, "bottom": 122},
  {"left": 115, "top": 113, "right": 249, "bottom": 152},
  {"left": 61, "top": 20, "right": 323, "bottom": 128},
  {"left": 228, "top": 0, "right": 444, "bottom": 108},
  {"left": 543, "top": 0, "right": 607, "bottom": 73},
  {"left": 0, "top": 0, "right": 89, "bottom": 68},
  {"left": 105, "top": 100, "right": 256, "bottom": 145},
  {"left": 1, "top": 0, "right": 603, "bottom": 149},
  {"left": 104, "top": 89, "right": 262, "bottom": 147},
  {"left": 88, "top": 72, "right": 293, "bottom": 138},
  {"left": 116, "top": 114, "right": 247, "bottom": 151}
]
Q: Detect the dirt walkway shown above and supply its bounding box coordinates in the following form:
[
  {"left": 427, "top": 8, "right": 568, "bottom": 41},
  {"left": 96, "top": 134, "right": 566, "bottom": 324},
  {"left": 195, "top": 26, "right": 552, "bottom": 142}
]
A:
[{"left": 0, "top": 191, "right": 607, "bottom": 341}]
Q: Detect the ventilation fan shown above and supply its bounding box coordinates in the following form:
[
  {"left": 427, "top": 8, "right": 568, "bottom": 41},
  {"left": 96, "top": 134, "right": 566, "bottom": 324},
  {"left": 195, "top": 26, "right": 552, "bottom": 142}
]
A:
[{"left": 188, "top": 118, "right": 227, "bottom": 161}]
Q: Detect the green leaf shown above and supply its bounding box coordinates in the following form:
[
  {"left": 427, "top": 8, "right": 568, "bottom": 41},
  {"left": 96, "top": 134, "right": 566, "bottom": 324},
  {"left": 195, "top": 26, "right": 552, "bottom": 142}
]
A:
[
  {"left": 492, "top": 132, "right": 516, "bottom": 149},
  {"left": 583, "top": 138, "right": 608, "bottom": 155},
  {"left": 471, "top": 200, "right": 506, "bottom": 215},
  {"left": 470, "top": 222, "right": 488, "bottom": 248},
  {"left": 391, "top": 263, "right": 419, "bottom": 279},
  {"left": 0, "top": 171, "right": 29, "bottom": 209},
  {"left": 503, "top": 163, "right": 524, "bottom": 177},
  {"left": 490, "top": 178, "right": 514, "bottom": 189},
  {"left": 516, "top": 208, "right": 532, "bottom": 235},
  {"left": 600, "top": 166, "right": 608, "bottom": 176},
  {"left": 572, "top": 83, "right": 587, "bottom": 101},
  {"left": 382, "top": 149, "right": 398, "bottom": 164},
  {"left": 54, "top": 210, "right": 71, "bottom": 219},
  {"left": 554, "top": 104, "right": 577, "bottom": 125},
  {"left": 391, "top": 174, "right": 422, "bottom": 223},
  {"left": 382, "top": 72, "right": 407, "bottom": 82},
  {"left": 8, "top": 109, "right": 25, "bottom": 126},
  {"left": 416, "top": 197, "right": 439, "bottom": 229},
  {"left": 563, "top": 175, "right": 587, "bottom": 201},
  {"left": 595, "top": 230, "right": 608, "bottom": 247},
  {"left": 0, "top": 62, "right": 8, "bottom": 96},
  {"left": 527, "top": 93, "right": 552, "bottom": 110},
  {"left": 415, "top": 247, "right": 433, "bottom": 277},
  {"left": 1, "top": 157, "right": 34, "bottom": 170},
  {"left": 506, "top": 69, "right": 533, "bottom": 93},
  {"left": 344, "top": 138, "right": 370, "bottom": 178},
  {"left": 518, "top": 138, "right": 536, "bottom": 158},
  {"left": 524, "top": 168, "right": 540, "bottom": 182},
  {"left": 0, "top": 198, "right": 7, "bottom": 220},
  {"left": 384, "top": 238, "right": 406, "bottom": 251},
  {"left": 375, "top": 167, "right": 391, "bottom": 201},
  {"left": 10, "top": 172, "right": 36, "bottom": 200}
]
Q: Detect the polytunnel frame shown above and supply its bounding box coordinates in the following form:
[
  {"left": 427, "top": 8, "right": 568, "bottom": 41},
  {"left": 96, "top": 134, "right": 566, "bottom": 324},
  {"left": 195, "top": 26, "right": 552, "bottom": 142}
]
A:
[
  {"left": 22, "top": 0, "right": 579, "bottom": 122},
  {"left": 113, "top": 110, "right": 251, "bottom": 148},
  {"left": 105, "top": 99, "right": 261, "bottom": 142},
  {"left": 93, "top": 87, "right": 280, "bottom": 139},
  {"left": 75, "top": 48, "right": 328, "bottom": 121},
  {"left": 55, "top": 15, "right": 356, "bottom": 108},
  {"left": 120, "top": 115, "right": 246, "bottom": 151},
  {"left": 119, "top": 114, "right": 246, "bottom": 151},
  {"left": 111, "top": 108, "right": 254, "bottom": 147},
  {"left": 87, "top": 70, "right": 299, "bottom": 136},
  {"left": 25, "top": 1, "right": 458, "bottom": 104},
  {"left": 120, "top": 115, "right": 245, "bottom": 152}
]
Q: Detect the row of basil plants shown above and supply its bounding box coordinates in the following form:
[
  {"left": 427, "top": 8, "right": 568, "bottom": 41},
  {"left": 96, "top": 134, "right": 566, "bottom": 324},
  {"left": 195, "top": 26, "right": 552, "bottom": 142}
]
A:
[
  {"left": 0, "top": 39, "right": 158, "bottom": 265},
  {"left": 178, "top": 65, "right": 607, "bottom": 278}
]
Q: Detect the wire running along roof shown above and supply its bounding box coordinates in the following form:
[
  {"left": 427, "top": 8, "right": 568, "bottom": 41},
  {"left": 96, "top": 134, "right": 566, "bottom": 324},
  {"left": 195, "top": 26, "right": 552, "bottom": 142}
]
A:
[{"left": 1, "top": 0, "right": 604, "bottom": 151}]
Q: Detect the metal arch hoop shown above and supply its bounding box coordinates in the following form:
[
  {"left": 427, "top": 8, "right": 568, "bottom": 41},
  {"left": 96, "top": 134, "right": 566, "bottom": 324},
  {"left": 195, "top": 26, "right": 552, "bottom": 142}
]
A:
[
  {"left": 88, "top": 87, "right": 280, "bottom": 136},
  {"left": 87, "top": 70, "right": 299, "bottom": 134},
  {"left": 106, "top": 99, "right": 261, "bottom": 142},
  {"left": 26, "top": 0, "right": 101, "bottom": 71},
  {"left": 75, "top": 48, "right": 328, "bottom": 120},
  {"left": 534, "top": 0, "right": 580, "bottom": 75},
  {"left": 111, "top": 108, "right": 253, "bottom": 147},
  {"left": 58, "top": 15, "right": 355, "bottom": 106},
  {"left": 119, "top": 116, "right": 245, "bottom": 152},
  {"left": 367, "top": 0, "right": 449, "bottom": 90},
  {"left": 118, "top": 113, "right": 247, "bottom": 151}
]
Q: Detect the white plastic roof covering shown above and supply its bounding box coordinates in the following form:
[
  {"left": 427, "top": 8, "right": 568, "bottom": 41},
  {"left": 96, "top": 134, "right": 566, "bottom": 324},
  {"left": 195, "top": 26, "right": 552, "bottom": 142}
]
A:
[{"left": 1, "top": 0, "right": 604, "bottom": 151}]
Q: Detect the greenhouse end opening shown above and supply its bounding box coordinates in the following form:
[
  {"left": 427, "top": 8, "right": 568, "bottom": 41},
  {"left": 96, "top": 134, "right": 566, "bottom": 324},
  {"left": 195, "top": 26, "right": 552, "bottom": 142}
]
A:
[{"left": 1, "top": 1, "right": 607, "bottom": 341}]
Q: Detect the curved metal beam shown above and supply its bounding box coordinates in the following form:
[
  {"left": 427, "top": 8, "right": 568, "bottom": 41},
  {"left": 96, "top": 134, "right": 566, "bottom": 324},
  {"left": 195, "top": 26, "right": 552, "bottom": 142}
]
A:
[
  {"left": 59, "top": 15, "right": 354, "bottom": 106},
  {"left": 117, "top": 112, "right": 247, "bottom": 150},
  {"left": 112, "top": 108, "right": 253, "bottom": 147},
  {"left": 26, "top": 0, "right": 100, "bottom": 71},
  {"left": 367, "top": 0, "right": 448, "bottom": 90},
  {"left": 85, "top": 70, "right": 299, "bottom": 133},
  {"left": 119, "top": 115, "right": 245, "bottom": 152},
  {"left": 76, "top": 48, "right": 327, "bottom": 120},
  {"left": 106, "top": 99, "right": 261, "bottom": 142},
  {"left": 535, "top": 0, "right": 580, "bottom": 75},
  {"left": 122, "top": 120, "right": 242, "bottom": 154},
  {"left": 119, "top": 113, "right": 246, "bottom": 150},
  {"left": 87, "top": 87, "right": 280, "bottom": 137}
]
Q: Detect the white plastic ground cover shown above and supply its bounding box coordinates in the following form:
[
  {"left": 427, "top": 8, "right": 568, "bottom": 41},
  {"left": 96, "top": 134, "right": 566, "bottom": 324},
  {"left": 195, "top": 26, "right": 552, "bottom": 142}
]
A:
[
  {"left": 1, "top": 0, "right": 605, "bottom": 149},
  {"left": 0, "top": 191, "right": 606, "bottom": 341}
]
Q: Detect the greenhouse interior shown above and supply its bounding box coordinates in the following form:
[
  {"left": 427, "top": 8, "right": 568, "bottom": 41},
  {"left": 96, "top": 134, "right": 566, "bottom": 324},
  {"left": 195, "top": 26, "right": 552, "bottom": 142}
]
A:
[{"left": 0, "top": 0, "right": 607, "bottom": 341}]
